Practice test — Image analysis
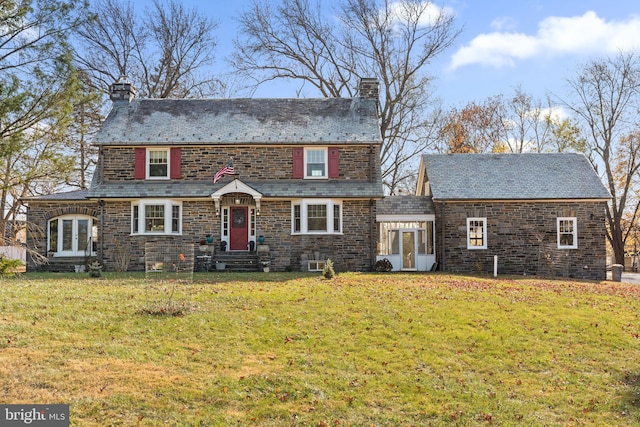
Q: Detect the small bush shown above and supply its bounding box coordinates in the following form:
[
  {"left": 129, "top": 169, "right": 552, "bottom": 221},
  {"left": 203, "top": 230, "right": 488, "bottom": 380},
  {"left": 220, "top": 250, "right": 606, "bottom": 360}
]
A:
[
  {"left": 374, "top": 258, "right": 393, "bottom": 272},
  {"left": 87, "top": 260, "right": 103, "bottom": 277},
  {"left": 323, "top": 258, "right": 336, "bottom": 279},
  {"left": 0, "top": 257, "right": 23, "bottom": 275}
]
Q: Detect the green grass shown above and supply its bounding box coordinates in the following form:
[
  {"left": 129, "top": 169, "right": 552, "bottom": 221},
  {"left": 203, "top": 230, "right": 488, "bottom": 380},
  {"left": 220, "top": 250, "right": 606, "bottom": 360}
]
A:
[{"left": 1, "top": 272, "right": 640, "bottom": 426}]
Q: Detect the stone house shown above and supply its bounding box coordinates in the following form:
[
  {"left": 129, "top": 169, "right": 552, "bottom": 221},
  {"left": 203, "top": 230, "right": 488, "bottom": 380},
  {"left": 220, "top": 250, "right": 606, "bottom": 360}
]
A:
[
  {"left": 24, "top": 78, "right": 384, "bottom": 272},
  {"left": 374, "top": 153, "right": 610, "bottom": 280}
]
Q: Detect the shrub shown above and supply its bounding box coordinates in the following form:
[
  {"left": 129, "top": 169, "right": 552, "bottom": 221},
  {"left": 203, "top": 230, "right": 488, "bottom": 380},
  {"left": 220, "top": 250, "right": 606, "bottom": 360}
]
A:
[
  {"left": 0, "top": 257, "right": 23, "bottom": 275},
  {"left": 374, "top": 258, "right": 393, "bottom": 272},
  {"left": 87, "top": 260, "right": 103, "bottom": 277},
  {"left": 323, "top": 258, "right": 336, "bottom": 279}
]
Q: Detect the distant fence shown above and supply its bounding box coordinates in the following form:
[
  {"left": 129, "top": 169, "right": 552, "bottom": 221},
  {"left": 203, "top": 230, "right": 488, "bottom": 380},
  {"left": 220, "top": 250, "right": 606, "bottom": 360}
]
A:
[{"left": 0, "top": 246, "right": 26, "bottom": 264}]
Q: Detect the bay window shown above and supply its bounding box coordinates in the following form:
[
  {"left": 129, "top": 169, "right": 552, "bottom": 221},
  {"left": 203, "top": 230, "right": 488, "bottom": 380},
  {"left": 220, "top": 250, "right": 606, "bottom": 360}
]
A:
[
  {"left": 292, "top": 199, "right": 342, "bottom": 234},
  {"left": 131, "top": 200, "right": 182, "bottom": 234}
]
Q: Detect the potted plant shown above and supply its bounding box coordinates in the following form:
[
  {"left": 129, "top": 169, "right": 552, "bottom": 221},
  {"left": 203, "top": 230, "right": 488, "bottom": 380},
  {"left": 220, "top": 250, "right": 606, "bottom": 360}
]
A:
[{"left": 260, "top": 261, "right": 270, "bottom": 273}]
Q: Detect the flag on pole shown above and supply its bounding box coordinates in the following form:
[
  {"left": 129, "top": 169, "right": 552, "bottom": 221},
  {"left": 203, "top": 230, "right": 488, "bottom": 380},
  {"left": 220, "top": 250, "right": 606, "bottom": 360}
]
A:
[{"left": 213, "top": 161, "right": 235, "bottom": 183}]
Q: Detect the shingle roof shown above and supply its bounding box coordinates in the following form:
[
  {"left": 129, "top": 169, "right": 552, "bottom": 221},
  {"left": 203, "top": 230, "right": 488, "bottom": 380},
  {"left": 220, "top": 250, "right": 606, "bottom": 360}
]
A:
[
  {"left": 422, "top": 153, "right": 611, "bottom": 201},
  {"left": 86, "top": 179, "right": 384, "bottom": 199},
  {"left": 22, "top": 189, "right": 89, "bottom": 201},
  {"left": 376, "top": 195, "right": 435, "bottom": 215},
  {"left": 93, "top": 98, "right": 381, "bottom": 146}
]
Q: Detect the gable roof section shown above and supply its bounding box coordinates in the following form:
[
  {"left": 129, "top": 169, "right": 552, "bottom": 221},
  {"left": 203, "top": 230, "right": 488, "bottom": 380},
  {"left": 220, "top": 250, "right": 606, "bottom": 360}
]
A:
[
  {"left": 421, "top": 153, "right": 611, "bottom": 201},
  {"left": 93, "top": 97, "right": 381, "bottom": 146}
]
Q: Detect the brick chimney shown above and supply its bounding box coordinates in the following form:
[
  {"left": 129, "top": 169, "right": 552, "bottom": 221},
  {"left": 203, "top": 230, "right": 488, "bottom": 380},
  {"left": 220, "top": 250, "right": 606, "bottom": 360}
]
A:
[
  {"left": 110, "top": 76, "right": 136, "bottom": 102},
  {"left": 359, "top": 77, "right": 379, "bottom": 100}
]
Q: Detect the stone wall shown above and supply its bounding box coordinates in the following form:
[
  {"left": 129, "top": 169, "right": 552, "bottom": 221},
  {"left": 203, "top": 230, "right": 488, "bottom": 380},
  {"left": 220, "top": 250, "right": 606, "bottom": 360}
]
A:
[
  {"left": 101, "top": 145, "right": 380, "bottom": 182},
  {"left": 25, "top": 200, "right": 99, "bottom": 271},
  {"left": 91, "top": 199, "right": 375, "bottom": 272},
  {"left": 435, "top": 201, "right": 608, "bottom": 281}
]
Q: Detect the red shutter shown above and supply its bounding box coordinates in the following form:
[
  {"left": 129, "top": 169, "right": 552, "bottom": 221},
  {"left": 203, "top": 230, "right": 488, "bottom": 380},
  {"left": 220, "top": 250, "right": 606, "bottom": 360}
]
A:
[
  {"left": 170, "top": 147, "right": 181, "bottom": 179},
  {"left": 134, "top": 148, "right": 146, "bottom": 179},
  {"left": 293, "top": 147, "right": 304, "bottom": 178},
  {"left": 328, "top": 148, "right": 339, "bottom": 178}
]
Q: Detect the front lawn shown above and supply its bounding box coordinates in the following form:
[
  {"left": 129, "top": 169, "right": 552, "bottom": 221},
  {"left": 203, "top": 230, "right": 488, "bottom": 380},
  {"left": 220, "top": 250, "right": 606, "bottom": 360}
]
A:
[{"left": 1, "top": 272, "right": 639, "bottom": 426}]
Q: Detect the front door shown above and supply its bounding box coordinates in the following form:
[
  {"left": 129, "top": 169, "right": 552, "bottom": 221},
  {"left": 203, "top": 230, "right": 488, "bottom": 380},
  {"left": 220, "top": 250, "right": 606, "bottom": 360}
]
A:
[
  {"left": 402, "top": 231, "right": 416, "bottom": 270},
  {"left": 229, "top": 207, "right": 249, "bottom": 250}
]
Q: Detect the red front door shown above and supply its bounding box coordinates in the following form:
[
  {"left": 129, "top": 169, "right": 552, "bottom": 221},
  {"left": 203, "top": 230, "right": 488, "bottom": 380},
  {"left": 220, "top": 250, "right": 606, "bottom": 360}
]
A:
[{"left": 229, "top": 207, "right": 249, "bottom": 251}]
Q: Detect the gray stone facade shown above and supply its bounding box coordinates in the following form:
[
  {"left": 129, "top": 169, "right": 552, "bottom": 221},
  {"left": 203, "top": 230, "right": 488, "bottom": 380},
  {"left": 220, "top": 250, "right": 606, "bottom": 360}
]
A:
[
  {"left": 99, "top": 145, "right": 379, "bottom": 182},
  {"left": 435, "top": 201, "right": 608, "bottom": 280},
  {"left": 25, "top": 78, "right": 384, "bottom": 273}
]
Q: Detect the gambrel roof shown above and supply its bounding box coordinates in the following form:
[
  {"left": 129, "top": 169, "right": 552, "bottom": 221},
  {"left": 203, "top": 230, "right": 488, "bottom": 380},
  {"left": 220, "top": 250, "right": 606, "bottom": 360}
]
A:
[
  {"left": 419, "top": 153, "right": 611, "bottom": 201},
  {"left": 93, "top": 98, "right": 381, "bottom": 146}
]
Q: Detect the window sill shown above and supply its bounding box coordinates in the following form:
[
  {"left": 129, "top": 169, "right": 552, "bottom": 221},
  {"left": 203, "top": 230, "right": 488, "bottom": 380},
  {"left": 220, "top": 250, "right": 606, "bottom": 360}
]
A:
[{"left": 292, "top": 232, "right": 343, "bottom": 236}]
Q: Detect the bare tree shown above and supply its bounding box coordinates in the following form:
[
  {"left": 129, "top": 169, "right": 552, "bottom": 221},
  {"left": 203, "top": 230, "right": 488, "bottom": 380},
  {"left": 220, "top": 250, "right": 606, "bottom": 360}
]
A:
[
  {"left": 75, "top": 0, "right": 221, "bottom": 98},
  {"left": 232, "top": 0, "right": 460, "bottom": 194},
  {"left": 562, "top": 52, "right": 640, "bottom": 265},
  {"left": 500, "top": 88, "right": 553, "bottom": 153}
]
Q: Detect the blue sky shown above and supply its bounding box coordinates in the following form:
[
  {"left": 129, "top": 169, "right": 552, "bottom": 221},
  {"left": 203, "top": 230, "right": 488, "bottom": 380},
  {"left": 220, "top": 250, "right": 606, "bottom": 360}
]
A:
[{"left": 136, "top": 0, "right": 640, "bottom": 109}]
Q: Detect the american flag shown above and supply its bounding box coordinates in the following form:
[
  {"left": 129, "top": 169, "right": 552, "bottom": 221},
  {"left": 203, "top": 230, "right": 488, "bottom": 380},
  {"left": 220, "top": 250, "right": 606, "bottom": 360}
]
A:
[{"left": 213, "top": 161, "right": 235, "bottom": 183}]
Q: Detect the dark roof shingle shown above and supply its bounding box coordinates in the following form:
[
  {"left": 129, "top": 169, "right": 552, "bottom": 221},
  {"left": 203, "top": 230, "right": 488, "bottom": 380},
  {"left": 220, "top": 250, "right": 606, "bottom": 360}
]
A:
[
  {"left": 94, "top": 97, "right": 382, "bottom": 146},
  {"left": 422, "top": 153, "right": 611, "bottom": 200},
  {"left": 86, "top": 179, "right": 384, "bottom": 199}
]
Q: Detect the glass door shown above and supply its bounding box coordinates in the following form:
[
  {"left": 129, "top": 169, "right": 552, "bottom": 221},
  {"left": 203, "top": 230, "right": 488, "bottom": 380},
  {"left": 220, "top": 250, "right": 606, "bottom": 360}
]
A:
[{"left": 402, "top": 231, "right": 416, "bottom": 270}]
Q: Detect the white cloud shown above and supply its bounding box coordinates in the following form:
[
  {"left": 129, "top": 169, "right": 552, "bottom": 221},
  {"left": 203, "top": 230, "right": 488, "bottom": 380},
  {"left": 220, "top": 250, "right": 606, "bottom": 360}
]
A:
[
  {"left": 449, "top": 11, "right": 640, "bottom": 70},
  {"left": 490, "top": 16, "right": 517, "bottom": 32}
]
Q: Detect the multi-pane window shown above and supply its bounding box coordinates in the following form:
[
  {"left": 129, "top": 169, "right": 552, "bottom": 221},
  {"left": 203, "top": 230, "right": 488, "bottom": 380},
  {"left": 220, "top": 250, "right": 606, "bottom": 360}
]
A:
[
  {"left": 145, "top": 204, "right": 165, "bottom": 232},
  {"left": 48, "top": 215, "right": 97, "bottom": 256},
  {"left": 131, "top": 200, "right": 182, "bottom": 234},
  {"left": 172, "top": 205, "right": 181, "bottom": 234},
  {"left": 305, "top": 148, "right": 326, "bottom": 178},
  {"left": 148, "top": 149, "right": 168, "bottom": 178},
  {"left": 291, "top": 199, "right": 342, "bottom": 234},
  {"left": 377, "top": 221, "right": 433, "bottom": 256},
  {"left": 557, "top": 217, "right": 577, "bottom": 249},
  {"left": 307, "top": 204, "right": 327, "bottom": 231},
  {"left": 467, "top": 218, "right": 487, "bottom": 249},
  {"left": 132, "top": 205, "right": 139, "bottom": 233},
  {"left": 293, "top": 205, "right": 301, "bottom": 232}
]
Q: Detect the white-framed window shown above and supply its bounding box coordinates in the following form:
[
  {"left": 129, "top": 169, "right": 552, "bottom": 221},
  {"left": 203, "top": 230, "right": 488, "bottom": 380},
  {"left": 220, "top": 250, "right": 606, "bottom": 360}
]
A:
[
  {"left": 557, "top": 217, "right": 577, "bottom": 249},
  {"left": 467, "top": 217, "right": 487, "bottom": 250},
  {"left": 307, "top": 260, "right": 326, "bottom": 271},
  {"left": 48, "top": 215, "right": 98, "bottom": 256},
  {"left": 304, "top": 148, "right": 327, "bottom": 179},
  {"left": 291, "top": 199, "right": 342, "bottom": 234},
  {"left": 147, "top": 148, "right": 169, "bottom": 179},
  {"left": 131, "top": 200, "right": 182, "bottom": 234}
]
